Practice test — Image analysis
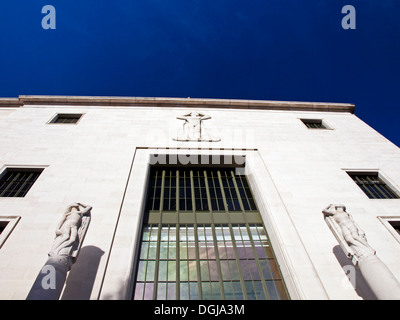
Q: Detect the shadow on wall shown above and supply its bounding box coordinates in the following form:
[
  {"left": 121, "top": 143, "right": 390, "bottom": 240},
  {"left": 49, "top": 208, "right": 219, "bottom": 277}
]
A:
[
  {"left": 61, "top": 245, "right": 104, "bottom": 300},
  {"left": 332, "top": 245, "right": 377, "bottom": 300}
]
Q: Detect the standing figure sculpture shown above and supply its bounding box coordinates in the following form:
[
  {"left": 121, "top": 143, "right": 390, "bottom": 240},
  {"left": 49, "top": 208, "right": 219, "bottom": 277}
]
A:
[
  {"left": 27, "top": 202, "right": 92, "bottom": 300},
  {"left": 49, "top": 202, "right": 92, "bottom": 262},
  {"left": 174, "top": 111, "right": 220, "bottom": 142},
  {"left": 322, "top": 204, "right": 375, "bottom": 260},
  {"left": 323, "top": 204, "right": 400, "bottom": 299}
]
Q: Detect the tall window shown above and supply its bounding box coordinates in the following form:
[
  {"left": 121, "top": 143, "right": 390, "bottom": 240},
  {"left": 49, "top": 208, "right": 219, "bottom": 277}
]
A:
[
  {"left": 133, "top": 167, "right": 289, "bottom": 300},
  {"left": 0, "top": 168, "right": 44, "bottom": 197},
  {"left": 347, "top": 172, "right": 399, "bottom": 199}
]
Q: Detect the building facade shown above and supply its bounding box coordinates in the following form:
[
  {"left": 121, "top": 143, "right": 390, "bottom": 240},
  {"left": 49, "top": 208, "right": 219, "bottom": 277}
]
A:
[{"left": 0, "top": 95, "right": 399, "bottom": 300}]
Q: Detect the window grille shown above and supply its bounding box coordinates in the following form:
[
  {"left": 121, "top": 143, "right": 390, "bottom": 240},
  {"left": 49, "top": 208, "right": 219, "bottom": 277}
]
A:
[
  {"left": 0, "top": 168, "right": 43, "bottom": 197},
  {"left": 50, "top": 113, "right": 82, "bottom": 124},
  {"left": 348, "top": 172, "right": 399, "bottom": 199},
  {"left": 134, "top": 167, "right": 289, "bottom": 300},
  {"left": 145, "top": 167, "right": 257, "bottom": 213},
  {"left": 301, "top": 119, "right": 326, "bottom": 129}
]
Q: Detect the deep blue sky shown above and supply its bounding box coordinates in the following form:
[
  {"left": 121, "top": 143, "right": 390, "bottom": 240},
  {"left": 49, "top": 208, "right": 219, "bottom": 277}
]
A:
[{"left": 0, "top": 1, "right": 399, "bottom": 146}]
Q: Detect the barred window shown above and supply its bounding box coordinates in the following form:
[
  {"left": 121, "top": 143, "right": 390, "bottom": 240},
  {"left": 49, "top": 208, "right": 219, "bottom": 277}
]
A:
[
  {"left": 348, "top": 172, "right": 399, "bottom": 199},
  {"left": 0, "top": 168, "right": 44, "bottom": 197},
  {"left": 49, "top": 113, "right": 83, "bottom": 124},
  {"left": 145, "top": 167, "right": 257, "bottom": 213},
  {"left": 301, "top": 119, "right": 326, "bottom": 129}
]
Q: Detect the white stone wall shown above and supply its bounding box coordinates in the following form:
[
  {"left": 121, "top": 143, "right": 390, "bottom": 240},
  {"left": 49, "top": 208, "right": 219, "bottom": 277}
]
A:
[{"left": 0, "top": 103, "right": 399, "bottom": 300}]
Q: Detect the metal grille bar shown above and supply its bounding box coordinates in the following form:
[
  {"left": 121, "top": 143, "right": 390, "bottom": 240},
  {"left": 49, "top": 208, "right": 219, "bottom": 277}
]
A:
[
  {"left": 146, "top": 167, "right": 257, "bottom": 212},
  {"left": 349, "top": 173, "right": 399, "bottom": 199},
  {"left": 0, "top": 169, "right": 43, "bottom": 197}
]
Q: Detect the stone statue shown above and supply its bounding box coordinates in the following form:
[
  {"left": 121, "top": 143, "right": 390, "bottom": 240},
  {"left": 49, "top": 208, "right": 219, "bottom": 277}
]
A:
[
  {"left": 49, "top": 203, "right": 92, "bottom": 263},
  {"left": 323, "top": 204, "right": 400, "bottom": 299},
  {"left": 322, "top": 204, "right": 375, "bottom": 261},
  {"left": 27, "top": 203, "right": 92, "bottom": 300},
  {"left": 174, "top": 111, "right": 220, "bottom": 142}
]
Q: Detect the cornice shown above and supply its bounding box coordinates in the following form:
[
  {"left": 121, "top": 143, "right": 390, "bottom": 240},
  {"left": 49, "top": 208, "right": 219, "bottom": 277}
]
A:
[{"left": 0, "top": 95, "right": 355, "bottom": 113}]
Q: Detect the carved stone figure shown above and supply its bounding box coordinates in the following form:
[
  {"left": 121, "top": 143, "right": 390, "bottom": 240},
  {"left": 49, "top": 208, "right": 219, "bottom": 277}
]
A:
[
  {"left": 323, "top": 204, "right": 400, "bottom": 299},
  {"left": 174, "top": 111, "right": 220, "bottom": 142},
  {"left": 322, "top": 204, "right": 375, "bottom": 260},
  {"left": 27, "top": 203, "right": 92, "bottom": 300},
  {"left": 49, "top": 203, "right": 92, "bottom": 262}
]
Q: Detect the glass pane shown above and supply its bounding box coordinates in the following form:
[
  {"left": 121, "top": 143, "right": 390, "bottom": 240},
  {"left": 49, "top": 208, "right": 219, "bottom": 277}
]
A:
[
  {"left": 168, "top": 242, "right": 176, "bottom": 259},
  {"left": 233, "top": 227, "right": 241, "bottom": 240},
  {"left": 249, "top": 260, "right": 261, "bottom": 280},
  {"left": 142, "top": 227, "right": 151, "bottom": 241},
  {"left": 168, "top": 261, "right": 176, "bottom": 281},
  {"left": 226, "top": 242, "right": 236, "bottom": 259},
  {"left": 146, "top": 261, "right": 156, "bottom": 281},
  {"left": 198, "top": 242, "right": 207, "bottom": 259},
  {"left": 180, "top": 261, "right": 188, "bottom": 281},
  {"left": 223, "top": 282, "right": 235, "bottom": 300},
  {"left": 148, "top": 242, "right": 157, "bottom": 259},
  {"left": 202, "top": 282, "right": 212, "bottom": 300},
  {"left": 144, "top": 283, "right": 154, "bottom": 300},
  {"left": 253, "top": 281, "right": 266, "bottom": 300},
  {"left": 179, "top": 242, "right": 188, "bottom": 259},
  {"left": 157, "top": 282, "right": 166, "bottom": 300},
  {"left": 236, "top": 242, "right": 246, "bottom": 259},
  {"left": 160, "top": 228, "right": 169, "bottom": 241},
  {"left": 190, "top": 282, "right": 199, "bottom": 300},
  {"left": 207, "top": 242, "right": 215, "bottom": 259},
  {"left": 180, "top": 282, "right": 189, "bottom": 300},
  {"left": 158, "top": 261, "right": 167, "bottom": 281},
  {"left": 240, "top": 260, "right": 252, "bottom": 280},
  {"left": 159, "top": 242, "right": 168, "bottom": 259},
  {"left": 259, "top": 260, "right": 273, "bottom": 280},
  {"left": 244, "top": 242, "right": 255, "bottom": 259},
  {"left": 150, "top": 228, "right": 158, "bottom": 241},
  {"left": 134, "top": 282, "right": 144, "bottom": 300},
  {"left": 167, "top": 283, "right": 176, "bottom": 300},
  {"left": 209, "top": 260, "right": 219, "bottom": 281},
  {"left": 169, "top": 227, "right": 176, "bottom": 241},
  {"left": 188, "top": 261, "right": 198, "bottom": 281},
  {"left": 254, "top": 242, "right": 266, "bottom": 259},
  {"left": 229, "top": 260, "right": 240, "bottom": 280},
  {"left": 218, "top": 242, "right": 227, "bottom": 259},
  {"left": 265, "top": 281, "right": 280, "bottom": 300},
  {"left": 245, "top": 281, "right": 257, "bottom": 300},
  {"left": 137, "top": 261, "right": 147, "bottom": 281},
  {"left": 211, "top": 282, "right": 222, "bottom": 300},
  {"left": 188, "top": 242, "right": 197, "bottom": 259},
  {"left": 233, "top": 282, "right": 244, "bottom": 300},
  {"left": 221, "top": 261, "right": 231, "bottom": 281},
  {"left": 140, "top": 242, "right": 149, "bottom": 259},
  {"left": 200, "top": 261, "right": 210, "bottom": 281}
]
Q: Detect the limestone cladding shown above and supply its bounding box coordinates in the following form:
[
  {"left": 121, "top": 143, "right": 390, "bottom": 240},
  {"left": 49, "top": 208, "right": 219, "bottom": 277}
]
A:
[{"left": 0, "top": 98, "right": 398, "bottom": 300}]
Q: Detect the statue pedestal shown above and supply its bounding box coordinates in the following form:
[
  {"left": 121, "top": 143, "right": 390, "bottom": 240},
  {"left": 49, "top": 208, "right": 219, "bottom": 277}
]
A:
[
  {"left": 358, "top": 255, "right": 400, "bottom": 300},
  {"left": 26, "top": 256, "right": 72, "bottom": 300}
]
